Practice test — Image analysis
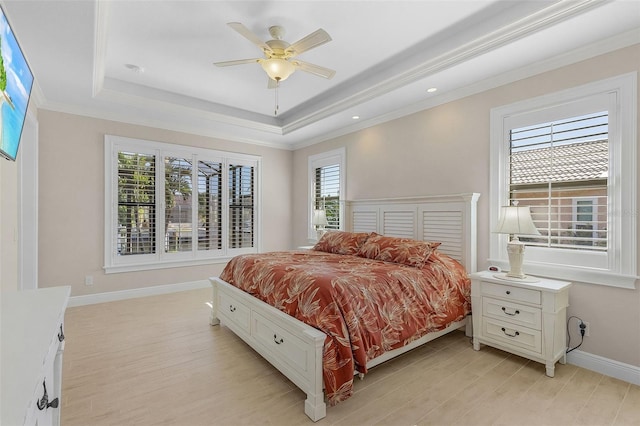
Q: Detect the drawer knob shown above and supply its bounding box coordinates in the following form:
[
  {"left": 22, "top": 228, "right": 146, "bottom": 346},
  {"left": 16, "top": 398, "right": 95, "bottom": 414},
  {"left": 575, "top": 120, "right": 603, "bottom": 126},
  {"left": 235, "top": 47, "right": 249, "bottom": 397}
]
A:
[
  {"left": 273, "top": 334, "right": 284, "bottom": 345},
  {"left": 229, "top": 305, "right": 236, "bottom": 312},
  {"left": 506, "top": 290, "right": 511, "bottom": 295},
  {"left": 501, "top": 327, "right": 520, "bottom": 338},
  {"left": 501, "top": 307, "right": 520, "bottom": 316},
  {"left": 58, "top": 324, "right": 65, "bottom": 342},
  {"left": 36, "top": 381, "right": 59, "bottom": 411}
]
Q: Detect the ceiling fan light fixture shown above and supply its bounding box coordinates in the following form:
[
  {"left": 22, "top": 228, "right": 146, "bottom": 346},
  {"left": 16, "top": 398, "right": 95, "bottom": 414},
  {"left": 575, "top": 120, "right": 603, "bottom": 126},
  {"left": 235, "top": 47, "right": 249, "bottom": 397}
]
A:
[{"left": 260, "top": 58, "right": 295, "bottom": 82}]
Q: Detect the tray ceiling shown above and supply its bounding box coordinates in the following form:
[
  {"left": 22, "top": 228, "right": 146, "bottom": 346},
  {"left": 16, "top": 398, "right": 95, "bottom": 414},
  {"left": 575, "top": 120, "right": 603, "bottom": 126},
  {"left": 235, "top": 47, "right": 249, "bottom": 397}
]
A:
[{"left": 3, "top": 0, "right": 639, "bottom": 149}]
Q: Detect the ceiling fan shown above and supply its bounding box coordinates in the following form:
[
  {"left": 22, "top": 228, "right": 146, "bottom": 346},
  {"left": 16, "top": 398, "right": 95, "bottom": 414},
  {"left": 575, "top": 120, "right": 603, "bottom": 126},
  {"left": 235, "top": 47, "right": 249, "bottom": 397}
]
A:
[{"left": 214, "top": 22, "right": 336, "bottom": 88}]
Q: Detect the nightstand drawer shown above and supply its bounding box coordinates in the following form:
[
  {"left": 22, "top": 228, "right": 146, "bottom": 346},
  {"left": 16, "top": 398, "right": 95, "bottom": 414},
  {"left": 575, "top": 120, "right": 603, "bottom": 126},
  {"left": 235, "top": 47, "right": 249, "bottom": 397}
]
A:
[
  {"left": 483, "top": 297, "right": 541, "bottom": 330},
  {"left": 481, "top": 281, "right": 541, "bottom": 305},
  {"left": 484, "top": 318, "right": 541, "bottom": 354}
]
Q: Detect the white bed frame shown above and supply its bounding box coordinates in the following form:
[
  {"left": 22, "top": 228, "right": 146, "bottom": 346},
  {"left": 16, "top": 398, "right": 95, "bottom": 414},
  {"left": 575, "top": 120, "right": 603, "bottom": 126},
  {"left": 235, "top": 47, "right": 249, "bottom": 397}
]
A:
[{"left": 210, "top": 193, "right": 479, "bottom": 422}]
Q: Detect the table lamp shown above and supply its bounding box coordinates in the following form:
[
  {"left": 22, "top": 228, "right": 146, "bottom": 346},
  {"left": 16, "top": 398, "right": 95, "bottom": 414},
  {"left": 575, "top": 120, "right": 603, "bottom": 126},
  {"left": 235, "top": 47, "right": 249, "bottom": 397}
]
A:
[
  {"left": 494, "top": 203, "right": 541, "bottom": 281},
  {"left": 313, "top": 209, "right": 328, "bottom": 240}
]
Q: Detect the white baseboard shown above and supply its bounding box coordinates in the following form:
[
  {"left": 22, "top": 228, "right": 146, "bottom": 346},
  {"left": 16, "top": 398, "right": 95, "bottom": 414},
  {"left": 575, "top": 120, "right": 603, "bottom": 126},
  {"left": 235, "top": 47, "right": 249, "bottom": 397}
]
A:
[
  {"left": 567, "top": 349, "right": 640, "bottom": 386},
  {"left": 68, "top": 280, "right": 210, "bottom": 307}
]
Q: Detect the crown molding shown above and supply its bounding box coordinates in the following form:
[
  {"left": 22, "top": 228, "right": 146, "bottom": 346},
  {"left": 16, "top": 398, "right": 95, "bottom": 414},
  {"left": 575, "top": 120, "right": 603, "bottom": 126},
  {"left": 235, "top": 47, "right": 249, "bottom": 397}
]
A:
[
  {"left": 282, "top": 0, "right": 610, "bottom": 135},
  {"left": 97, "top": 78, "right": 283, "bottom": 134},
  {"left": 37, "top": 98, "right": 289, "bottom": 151},
  {"left": 290, "top": 28, "right": 639, "bottom": 150}
]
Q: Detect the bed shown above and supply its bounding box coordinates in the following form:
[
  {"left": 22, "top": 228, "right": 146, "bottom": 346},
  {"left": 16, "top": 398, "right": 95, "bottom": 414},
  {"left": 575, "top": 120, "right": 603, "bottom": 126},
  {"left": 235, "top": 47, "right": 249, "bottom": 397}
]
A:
[{"left": 209, "top": 193, "right": 479, "bottom": 421}]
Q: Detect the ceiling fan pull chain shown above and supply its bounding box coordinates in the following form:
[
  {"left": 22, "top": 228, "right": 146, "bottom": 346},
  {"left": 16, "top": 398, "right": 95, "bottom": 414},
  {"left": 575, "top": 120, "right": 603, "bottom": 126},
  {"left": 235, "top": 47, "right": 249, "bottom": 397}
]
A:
[{"left": 274, "top": 79, "right": 280, "bottom": 116}]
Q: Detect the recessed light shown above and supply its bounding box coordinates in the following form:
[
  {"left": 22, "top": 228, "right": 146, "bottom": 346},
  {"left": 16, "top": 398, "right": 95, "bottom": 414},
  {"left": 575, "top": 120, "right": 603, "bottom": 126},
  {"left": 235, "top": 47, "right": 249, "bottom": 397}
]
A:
[
  {"left": 125, "top": 63, "right": 144, "bottom": 74},
  {"left": 352, "top": 115, "right": 360, "bottom": 120},
  {"left": 427, "top": 87, "right": 437, "bottom": 93}
]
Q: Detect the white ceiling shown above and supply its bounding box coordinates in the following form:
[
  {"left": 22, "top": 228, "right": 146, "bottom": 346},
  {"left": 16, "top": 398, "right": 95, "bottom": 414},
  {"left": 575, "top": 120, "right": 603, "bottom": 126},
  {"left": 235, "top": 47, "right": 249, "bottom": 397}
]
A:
[{"left": 3, "top": 0, "right": 639, "bottom": 149}]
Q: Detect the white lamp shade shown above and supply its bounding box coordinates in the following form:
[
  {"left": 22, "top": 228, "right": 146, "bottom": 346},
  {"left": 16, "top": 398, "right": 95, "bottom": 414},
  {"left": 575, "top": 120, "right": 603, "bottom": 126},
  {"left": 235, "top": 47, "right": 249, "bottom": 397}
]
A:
[
  {"left": 312, "top": 209, "right": 328, "bottom": 227},
  {"left": 494, "top": 205, "right": 540, "bottom": 236},
  {"left": 260, "top": 58, "right": 295, "bottom": 82}
]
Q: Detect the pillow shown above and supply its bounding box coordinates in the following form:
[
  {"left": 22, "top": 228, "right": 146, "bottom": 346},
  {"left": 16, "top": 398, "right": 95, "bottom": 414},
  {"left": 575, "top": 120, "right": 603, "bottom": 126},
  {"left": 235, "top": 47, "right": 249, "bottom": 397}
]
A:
[
  {"left": 357, "top": 233, "right": 441, "bottom": 267},
  {"left": 312, "top": 231, "right": 371, "bottom": 255}
]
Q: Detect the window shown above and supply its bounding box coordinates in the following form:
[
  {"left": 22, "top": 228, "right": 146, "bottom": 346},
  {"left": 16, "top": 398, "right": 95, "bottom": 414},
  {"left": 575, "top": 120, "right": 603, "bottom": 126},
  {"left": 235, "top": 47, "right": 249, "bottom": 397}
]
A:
[
  {"left": 105, "top": 136, "right": 260, "bottom": 273},
  {"left": 490, "top": 73, "right": 637, "bottom": 288},
  {"left": 228, "top": 164, "right": 254, "bottom": 249},
  {"left": 509, "top": 112, "right": 608, "bottom": 252},
  {"left": 308, "top": 148, "right": 345, "bottom": 240}
]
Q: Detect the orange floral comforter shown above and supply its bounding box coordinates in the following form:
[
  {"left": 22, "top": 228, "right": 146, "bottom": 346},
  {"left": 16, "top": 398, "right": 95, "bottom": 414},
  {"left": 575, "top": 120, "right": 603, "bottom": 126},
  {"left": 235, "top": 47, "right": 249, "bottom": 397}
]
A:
[{"left": 219, "top": 249, "right": 470, "bottom": 405}]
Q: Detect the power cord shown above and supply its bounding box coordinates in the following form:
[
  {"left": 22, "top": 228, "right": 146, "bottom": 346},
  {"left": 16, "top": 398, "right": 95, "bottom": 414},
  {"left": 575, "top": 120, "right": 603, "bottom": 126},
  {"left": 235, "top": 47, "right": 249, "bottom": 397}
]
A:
[{"left": 566, "top": 315, "right": 585, "bottom": 353}]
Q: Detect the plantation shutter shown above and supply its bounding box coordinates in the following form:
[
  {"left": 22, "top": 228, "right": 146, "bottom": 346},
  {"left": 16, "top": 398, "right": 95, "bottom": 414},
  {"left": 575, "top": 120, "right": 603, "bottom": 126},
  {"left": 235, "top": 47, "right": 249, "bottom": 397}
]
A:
[
  {"left": 314, "top": 163, "right": 340, "bottom": 230},
  {"left": 165, "top": 157, "right": 193, "bottom": 252},
  {"left": 117, "top": 151, "right": 156, "bottom": 256},
  {"left": 508, "top": 111, "right": 608, "bottom": 251},
  {"left": 197, "top": 160, "right": 223, "bottom": 251},
  {"left": 229, "top": 163, "right": 254, "bottom": 249}
]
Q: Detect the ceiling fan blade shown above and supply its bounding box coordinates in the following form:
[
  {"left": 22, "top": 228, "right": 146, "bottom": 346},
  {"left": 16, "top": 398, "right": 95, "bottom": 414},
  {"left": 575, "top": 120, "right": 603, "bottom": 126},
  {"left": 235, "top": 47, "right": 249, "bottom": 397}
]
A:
[
  {"left": 285, "top": 29, "right": 331, "bottom": 56},
  {"left": 227, "top": 22, "right": 272, "bottom": 53},
  {"left": 292, "top": 60, "right": 336, "bottom": 79},
  {"left": 214, "top": 58, "right": 260, "bottom": 67}
]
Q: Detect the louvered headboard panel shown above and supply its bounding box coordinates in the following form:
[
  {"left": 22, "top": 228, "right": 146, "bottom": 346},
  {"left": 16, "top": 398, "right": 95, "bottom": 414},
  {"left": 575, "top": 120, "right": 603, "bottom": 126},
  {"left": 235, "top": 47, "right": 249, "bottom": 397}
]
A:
[{"left": 347, "top": 193, "right": 480, "bottom": 273}]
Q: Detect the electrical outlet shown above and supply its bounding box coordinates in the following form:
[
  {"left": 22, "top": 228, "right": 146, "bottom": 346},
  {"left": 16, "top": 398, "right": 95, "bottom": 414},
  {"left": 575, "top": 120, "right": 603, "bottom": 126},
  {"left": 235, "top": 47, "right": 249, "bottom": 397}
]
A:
[
  {"left": 582, "top": 322, "right": 590, "bottom": 337},
  {"left": 85, "top": 275, "right": 94, "bottom": 286}
]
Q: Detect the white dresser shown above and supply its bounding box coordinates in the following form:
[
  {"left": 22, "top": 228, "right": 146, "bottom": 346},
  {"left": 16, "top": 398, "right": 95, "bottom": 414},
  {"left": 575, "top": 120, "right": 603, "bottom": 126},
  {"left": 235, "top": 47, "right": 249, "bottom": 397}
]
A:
[
  {"left": 470, "top": 271, "right": 571, "bottom": 377},
  {"left": 1, "top": 286, "right": 71, "bottom": 426}
]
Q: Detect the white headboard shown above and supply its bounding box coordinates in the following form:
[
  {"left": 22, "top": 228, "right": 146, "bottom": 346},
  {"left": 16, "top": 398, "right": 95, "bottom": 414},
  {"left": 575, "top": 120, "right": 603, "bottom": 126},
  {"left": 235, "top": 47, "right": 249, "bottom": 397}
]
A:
[{"left": 346, "top": 193, "right": 480, "bottom": 273}]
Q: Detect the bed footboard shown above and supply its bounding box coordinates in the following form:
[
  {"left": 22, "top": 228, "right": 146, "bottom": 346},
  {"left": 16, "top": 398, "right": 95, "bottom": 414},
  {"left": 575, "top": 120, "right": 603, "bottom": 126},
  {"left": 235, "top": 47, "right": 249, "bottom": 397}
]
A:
[{"left": 210, "top": 277, "right": 327, "bottom": 422}]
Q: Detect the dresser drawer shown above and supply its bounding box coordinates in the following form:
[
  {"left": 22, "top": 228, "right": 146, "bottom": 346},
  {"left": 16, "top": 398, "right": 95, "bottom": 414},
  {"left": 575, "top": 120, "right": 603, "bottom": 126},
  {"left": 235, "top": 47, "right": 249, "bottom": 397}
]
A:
[
  {"left": 481, "top": 281, "right": 541, "bottom": 305},
  {"left": 252, "top": 312, "right": 312, "bottom": 377},
  {"left": 483, "top": 318, "right": 541, "bottom": 354},
  {"left": 483, "top": 297, "right": 542, "bottom": 330},
  {"left": 218, "top": 290, "right": 251, "bottom": 334}
]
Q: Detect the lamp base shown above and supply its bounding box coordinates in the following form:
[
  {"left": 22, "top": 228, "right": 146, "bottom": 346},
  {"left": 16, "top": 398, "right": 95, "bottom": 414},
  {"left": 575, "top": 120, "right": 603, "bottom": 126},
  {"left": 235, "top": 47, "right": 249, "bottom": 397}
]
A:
[{"left": 493, "top": 272, "right": 540, "bottom": 283}]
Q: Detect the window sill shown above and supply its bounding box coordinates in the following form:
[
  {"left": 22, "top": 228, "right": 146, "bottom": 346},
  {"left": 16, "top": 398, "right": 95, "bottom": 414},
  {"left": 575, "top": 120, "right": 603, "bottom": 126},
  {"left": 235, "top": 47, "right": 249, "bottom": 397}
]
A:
[
  {"left": 104, "top": 257, "right": 232, "bottom": 274},
  {"left": 487, "top": 258, "right": 638, "bottom": 289}
]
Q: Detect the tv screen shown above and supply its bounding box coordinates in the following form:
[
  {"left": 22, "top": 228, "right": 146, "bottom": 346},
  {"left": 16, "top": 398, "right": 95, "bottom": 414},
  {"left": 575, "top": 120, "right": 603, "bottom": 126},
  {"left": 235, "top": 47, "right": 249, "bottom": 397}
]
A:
[{"left": 0, "top": 5, "right": 33, "bottom": 162}]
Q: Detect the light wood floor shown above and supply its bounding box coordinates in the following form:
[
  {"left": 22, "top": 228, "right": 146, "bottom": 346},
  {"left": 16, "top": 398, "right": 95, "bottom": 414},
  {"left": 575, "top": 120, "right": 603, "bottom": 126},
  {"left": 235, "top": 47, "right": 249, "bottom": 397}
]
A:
[{"left": 61, "top": 288, "right": 639, "bottom": 426}]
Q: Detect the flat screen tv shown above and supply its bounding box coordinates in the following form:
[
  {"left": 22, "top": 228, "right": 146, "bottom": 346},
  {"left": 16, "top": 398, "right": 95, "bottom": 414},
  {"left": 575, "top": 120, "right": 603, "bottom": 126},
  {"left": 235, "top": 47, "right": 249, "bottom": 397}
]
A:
[{"left": 0, "top": 5, "right": 33, "bottom": 162}]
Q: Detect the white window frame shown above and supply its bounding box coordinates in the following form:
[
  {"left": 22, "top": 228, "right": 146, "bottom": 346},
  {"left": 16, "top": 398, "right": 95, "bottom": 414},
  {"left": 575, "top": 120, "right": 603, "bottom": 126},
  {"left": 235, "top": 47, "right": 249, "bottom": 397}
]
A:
[
  {"left": 308, "top": 148, "right": 346, "bottom": 241},
  {"left": 104, "top": 135, "right": 261, "bottom": 273},
  {"left": 489, "top": 73, "right": 637, "bottom": 289}
]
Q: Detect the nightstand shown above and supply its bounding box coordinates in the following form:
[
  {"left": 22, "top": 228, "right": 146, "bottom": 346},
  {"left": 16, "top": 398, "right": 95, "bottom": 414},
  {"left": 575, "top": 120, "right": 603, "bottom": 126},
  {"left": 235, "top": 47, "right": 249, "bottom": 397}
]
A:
[{"left": 470, "top": 271, "right": 572, "bottom": 377}]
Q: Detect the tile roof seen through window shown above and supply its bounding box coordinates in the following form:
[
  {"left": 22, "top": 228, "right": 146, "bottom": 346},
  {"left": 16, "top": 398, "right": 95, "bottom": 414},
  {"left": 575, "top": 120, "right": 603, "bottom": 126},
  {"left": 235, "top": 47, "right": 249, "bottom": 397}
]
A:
[{"left": 510, "top": 139, "right": 608, "bottom": 185}]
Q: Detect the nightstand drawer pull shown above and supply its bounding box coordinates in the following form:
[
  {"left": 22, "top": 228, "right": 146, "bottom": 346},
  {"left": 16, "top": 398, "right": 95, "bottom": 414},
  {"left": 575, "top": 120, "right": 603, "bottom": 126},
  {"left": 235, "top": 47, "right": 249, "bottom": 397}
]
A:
[
  {"left": 501, "top": 307, "right": 520, "bottom": 316},
  {"left": 273, "top": 334, "right": 284, "bottom": 344},
  {"left": 36, "top": 380, "right": 59, "bottom": 411},
  {"left": 501, "top": 327, "right": 520, "bottom": 338},
  {"left": 505, "top": 290, "right": 511, "bottom": 295},
  {"left": 229, "top": 305, "right": 236, "bottom": 312}
]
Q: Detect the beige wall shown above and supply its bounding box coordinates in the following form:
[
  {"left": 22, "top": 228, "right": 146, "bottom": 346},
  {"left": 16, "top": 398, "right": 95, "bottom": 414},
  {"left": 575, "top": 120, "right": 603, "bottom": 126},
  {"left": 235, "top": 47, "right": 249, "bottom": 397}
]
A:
[
  {"left": 293, "top": 45, "right": 640, "bottom": 367},
  {"left": 37, "top": 111, "right": 293, "bottom": 296},
  {"left": 2, "top": 43, "right": 637, "bottom": 373}
]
